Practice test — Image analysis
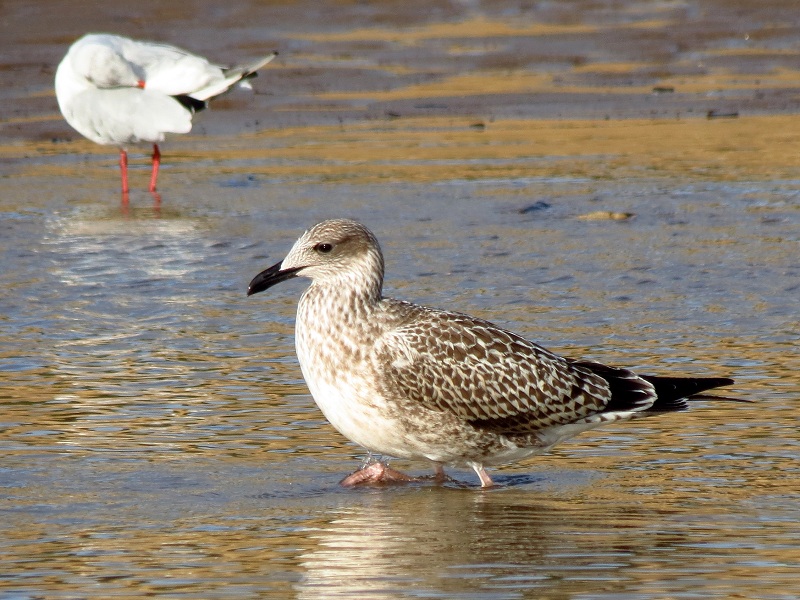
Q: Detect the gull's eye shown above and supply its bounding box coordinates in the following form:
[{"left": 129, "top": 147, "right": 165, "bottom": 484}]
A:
[{"left": 314, "top": 242, "right": 333, "bottom": 254}]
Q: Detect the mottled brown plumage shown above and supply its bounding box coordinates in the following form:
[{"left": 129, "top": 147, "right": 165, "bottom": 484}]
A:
[{"left": 248, "top": 219, "right": 735, "bottom": 487}]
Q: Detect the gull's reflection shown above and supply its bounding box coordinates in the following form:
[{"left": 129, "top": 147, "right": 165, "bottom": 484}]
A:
[
  {"left": 41, "top": 204, "right": 215, "bottom": 398},
  {"left": 120, "top": 190, "right": 162, "bottom": 213},
  {"left": 295, "top": 485, "right": 661, "bottom": 599}
]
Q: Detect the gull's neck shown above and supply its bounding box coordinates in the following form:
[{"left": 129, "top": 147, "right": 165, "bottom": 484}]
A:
[{"left": 296, "top": 260, "right": 386, "bottom": 366}]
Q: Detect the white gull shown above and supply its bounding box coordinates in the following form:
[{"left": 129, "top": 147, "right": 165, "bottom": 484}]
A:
[{"left": 55, "top": 33, "right": 277, "bottom": 195}]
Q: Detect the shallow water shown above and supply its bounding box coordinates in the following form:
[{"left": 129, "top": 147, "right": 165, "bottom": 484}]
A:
[
  {"left": 2, "top": 174, "right": 798, "bottom": 599},
  {"left": 2, "top": 1, "right": 800, "bottom": 598}
]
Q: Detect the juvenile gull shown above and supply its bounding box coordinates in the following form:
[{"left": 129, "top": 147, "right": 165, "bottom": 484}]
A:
[
  {"left": 55, "top": 33, "right": 277, "bottom": 195},
  {"left": 248, "top": 219, "right": 737, "bottom": 487}
]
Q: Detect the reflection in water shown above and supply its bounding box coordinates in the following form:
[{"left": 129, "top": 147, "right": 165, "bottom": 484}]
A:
[
  {"left": 297, "top": 491, "right": 584, "bottom": 599},
  {"left": 297, "top": 475, "right": 800, "bottom": 599}
]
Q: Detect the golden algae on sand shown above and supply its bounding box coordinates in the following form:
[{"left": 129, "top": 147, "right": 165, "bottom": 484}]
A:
[
  {"left": 295, "top": 15, "right": 598, "bottom": 44},
  {"left": 232, "top": 115, "right": 800, "bottom": 184},
  {"left": 11, "top": 115, "right": 800, "bottom": 185}
]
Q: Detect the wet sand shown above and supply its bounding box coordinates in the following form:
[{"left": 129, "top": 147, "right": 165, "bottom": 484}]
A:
[
  {"left": 1, "top": 2, "right": 799, "bottom": 599},
  {"left": 2, "top": 0, "right": 800, "bottom": 148}
]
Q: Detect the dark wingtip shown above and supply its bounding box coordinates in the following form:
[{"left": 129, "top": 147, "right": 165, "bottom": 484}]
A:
[
  {"left": 643, "top": 375, "right": 742, "bottom": 409},
  {"left": 173, "top": 94, "right": 206, "bottom": 113}
]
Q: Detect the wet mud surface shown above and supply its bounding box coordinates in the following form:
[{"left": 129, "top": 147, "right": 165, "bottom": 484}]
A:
[
  {"left": 1, "top": 1, "right": 799, "bottom": 599},
  {"left": 2, "top": 0, "right": 800, "bottom": 146}
]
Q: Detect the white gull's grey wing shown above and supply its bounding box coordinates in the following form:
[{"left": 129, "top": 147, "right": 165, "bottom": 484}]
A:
[{"left": 111, "top": 35, "right": 277, "bottom": 99}]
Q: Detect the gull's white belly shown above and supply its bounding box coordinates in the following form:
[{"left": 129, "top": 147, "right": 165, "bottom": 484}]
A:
[{"left": 299, "top": 360, "right": 417, "bottom": 458}]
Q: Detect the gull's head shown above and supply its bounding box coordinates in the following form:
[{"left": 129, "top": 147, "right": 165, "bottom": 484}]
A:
[
  {"left": 247, "top": 219, "right": 385, "bottom": 298},
  {"left": 68, "top": 35, "right": 142, "bottom": 88}
]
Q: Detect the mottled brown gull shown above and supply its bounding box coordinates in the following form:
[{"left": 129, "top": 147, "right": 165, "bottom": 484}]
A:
[{"left": 247, "top": 219, "right": 737, "bottom": 488}]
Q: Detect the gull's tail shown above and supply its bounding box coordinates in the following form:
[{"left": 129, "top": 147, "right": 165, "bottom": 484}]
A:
[{"left": 191, "top": 51, "right": 278, "bottom": 101}]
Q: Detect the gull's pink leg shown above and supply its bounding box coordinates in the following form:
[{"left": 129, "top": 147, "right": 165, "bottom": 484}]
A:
[
  {"left": 339, "top": 461, "right": 417, "bottom": 486},
  {"left": 119, "top": 149, "right": 129, "bottom": 194},
  {"left": 473, "top": 465, "right": 495, "bottom": 488},
  {"left": 148, "top": 144, "right": 161, "bottom": 193}
]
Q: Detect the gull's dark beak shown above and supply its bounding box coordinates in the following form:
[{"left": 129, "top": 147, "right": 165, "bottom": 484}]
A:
[{"left": 247, "top": 261, "right": 302, "bottom": 296}]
